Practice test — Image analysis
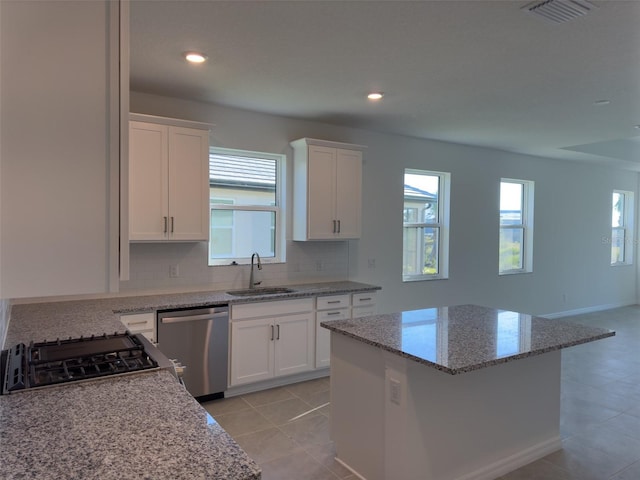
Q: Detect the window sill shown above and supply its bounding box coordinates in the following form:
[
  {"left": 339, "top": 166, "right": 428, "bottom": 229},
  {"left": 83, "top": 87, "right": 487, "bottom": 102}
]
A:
[
  {"left": 402, "top": 275, "right": 448, "bottom": 283},
  {"left": 499, "top": 269, "right": 533, "bottom": 276}
]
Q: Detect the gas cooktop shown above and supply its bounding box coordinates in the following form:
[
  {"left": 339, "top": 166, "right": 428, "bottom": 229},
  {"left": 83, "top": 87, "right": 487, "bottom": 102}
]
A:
[{"left": 3, "top": 332, "right": 160, "bottom": 394}]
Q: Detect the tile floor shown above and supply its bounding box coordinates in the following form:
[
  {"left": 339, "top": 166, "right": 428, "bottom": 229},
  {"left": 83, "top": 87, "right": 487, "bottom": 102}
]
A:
[{"left": 202, "top": 306, "right": 640, "bottom": 480}]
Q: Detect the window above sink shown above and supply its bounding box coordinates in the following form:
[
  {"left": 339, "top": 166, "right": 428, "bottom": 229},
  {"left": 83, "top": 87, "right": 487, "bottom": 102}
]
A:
[{"left": 209, "top": 147, "right": 286, "bottom": 266}]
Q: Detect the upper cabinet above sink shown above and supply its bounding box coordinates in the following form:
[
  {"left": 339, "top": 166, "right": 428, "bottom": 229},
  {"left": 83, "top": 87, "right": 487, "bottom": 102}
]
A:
[{"left": 291, "top": 138, "right": 365, "bottom": 241}]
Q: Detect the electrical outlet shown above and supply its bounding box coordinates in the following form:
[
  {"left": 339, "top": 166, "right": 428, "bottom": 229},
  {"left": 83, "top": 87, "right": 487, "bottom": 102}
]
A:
[
  {"left": 368, "top": 258, "right": 376, "bottom": 269},
  {"left": 389, "top": 378, "right": 401, "bottom": 405},
  {"left": 169, "top": 265, "right": 179, "bottom": 278},
  {"left": 315, "top": 260, "right": 323, "bottom": 271}
]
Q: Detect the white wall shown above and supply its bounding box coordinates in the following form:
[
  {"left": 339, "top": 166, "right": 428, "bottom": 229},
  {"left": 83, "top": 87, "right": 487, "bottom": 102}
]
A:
[
  {"left": 129, "top": 91, "right": 638, "bottom": 316},
  {"left": 0, "top": 1, "right": 116, "bottom": 298}
]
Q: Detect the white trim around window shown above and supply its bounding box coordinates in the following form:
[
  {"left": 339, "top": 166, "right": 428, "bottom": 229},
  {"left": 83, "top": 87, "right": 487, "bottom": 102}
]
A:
[
  {"left": 499, "top": 178, "right": 534, "bottom": 275},
  {"left": 611, "top": 189, "right": 634, "bottom": 266},
  {"left": 402, "top": 169, "right": 451, "bottom": 282}
]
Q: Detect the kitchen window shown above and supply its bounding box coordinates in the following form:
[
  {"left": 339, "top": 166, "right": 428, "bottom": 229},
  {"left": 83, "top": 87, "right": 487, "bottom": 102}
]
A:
[
  {"left": 611, "top": 190, "right": 634, "bottom": 266},
  {"left": 402, "top": 169, "right": 450, "bottom": 282},
  {"left": 499, "top": 179, "right": 534, "bottom": 274},
  {"left": 209, "top": 147, "right": 285, "bottom": 266}
]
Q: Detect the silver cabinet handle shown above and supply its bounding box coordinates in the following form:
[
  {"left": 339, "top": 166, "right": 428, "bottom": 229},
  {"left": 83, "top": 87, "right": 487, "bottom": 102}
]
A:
[
  {"left": 171, "top": 216, "right": 174, "bottom": 233},
  {"left": 161, "top": 312, "right": 228, "bottom": 323},
  {"left": 328, "top": 300, "right": 341, "bottom": 304},
  {"left": 163, "top": 216, "right": 168, "bottom": 233},
  {"left": 126, "top": 320, "right": 149, "bottom": 326},
  {"left": 276, "top": 324, "right": 280, "bottom": 340},
  {"left": 327, "top": 311, "right": 341, "bottom": 316},
  {"left": 337, "top": 220, "right": 341, "bottom": 233},
  {"left": 270, "top": 325, "right": 274, "bottom": 341},
  {"left": 359, "top": 298, "right": 372, "bottom": 302},
  {"left": 332, "top": 220, "right": 337, "bottom": 233}
]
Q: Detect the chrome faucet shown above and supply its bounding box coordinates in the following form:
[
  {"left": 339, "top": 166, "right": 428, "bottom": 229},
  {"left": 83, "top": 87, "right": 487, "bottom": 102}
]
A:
[{"left": 249, "top": 252, "right": 262, "bottom": 289}]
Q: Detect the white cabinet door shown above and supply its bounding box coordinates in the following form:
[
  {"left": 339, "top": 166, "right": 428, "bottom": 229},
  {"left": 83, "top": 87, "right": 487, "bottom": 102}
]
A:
[
  {"left": 307, "top": 145, "right": 337, "bottom": 240},
  {"left": 316, "top": 308, "right": 349, "bottom": 368},
  {"left": 230, "top": 318, "right": 275, "bottom": 386},
  {"left": 129, "top": 120, "right": 209, "bottom": 242},
  {"left": 274, "top": 313, "right": 315, "bottom": 377},
  {"left": 335, "top": 148, "right": 362, "bottom": 239},
  {"left": 291, "top": 138, "right": 365, "bottom": 241},
  {"left": 129, "top": 122, "right": 169, "bottom": 241}
]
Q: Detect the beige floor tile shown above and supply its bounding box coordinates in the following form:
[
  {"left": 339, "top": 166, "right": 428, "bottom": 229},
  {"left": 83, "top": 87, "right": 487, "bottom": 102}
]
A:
[
  {"left": 285, "top": 377, "right": 330, "bottom": 400},
  {"left": 241, "top": 386, "right": 295, "bottom": 407},
  {"left": 278, "top": 413, "right": 332, "bottom": 448},
  {"left": 611, "top": 460, "right": 640, "bottom": 480},
  {"left": 201, "top": 395, "right": 252, "bottom": 416},
  {"left": 260, "top": 451, "right": 339, "bottom": 480},
  {"left": 234, "top": 426, "right": 303, "bottom": 464},
  {"left": 214, "top": 408, "right": 273, "bottom": 437},
  {"left": 304, "top": 442, "right": 354, "bottom": 478},
  {"left": 255, "top": 397, "right": 321, "bottom": 426},
  {"left": 498, "top": 458, "right": 572, "bottom": 480},
  {"left": 300, "top": 388, "right": 331, "bottom": 408},
  {"left": 544, "top": 437, "right": 632, "bottom": 480}
]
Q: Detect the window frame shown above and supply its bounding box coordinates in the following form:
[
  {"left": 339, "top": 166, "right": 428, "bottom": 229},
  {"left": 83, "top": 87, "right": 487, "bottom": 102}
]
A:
[
  {"left": 208, "top": 147, "right": 285, "bottom": 266},
  {"left": 402, "top": 169, "right": 450, "bottom": 282},
  {"left": 499, "top": 178, "right": 534, "bottom": 275},
  {"left": 611, "top": 189, "right": 634, "bottom": 266}
]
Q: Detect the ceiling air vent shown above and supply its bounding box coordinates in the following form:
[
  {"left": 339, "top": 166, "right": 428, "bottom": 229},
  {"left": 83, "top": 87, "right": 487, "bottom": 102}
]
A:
[{"left": 523, "top": 0, "right": 598, "bottom": 24}]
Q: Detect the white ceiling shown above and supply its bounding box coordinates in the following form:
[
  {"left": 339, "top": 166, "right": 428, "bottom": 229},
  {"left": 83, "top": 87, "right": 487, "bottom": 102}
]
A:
[{"left": 130, "top": 0, "right": 640, "bottom": 170}]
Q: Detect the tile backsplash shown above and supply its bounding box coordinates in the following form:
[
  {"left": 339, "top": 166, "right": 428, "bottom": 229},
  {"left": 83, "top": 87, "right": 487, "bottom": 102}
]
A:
[{"left": 120, "top": 241, "right": 350, "bottom": 293}]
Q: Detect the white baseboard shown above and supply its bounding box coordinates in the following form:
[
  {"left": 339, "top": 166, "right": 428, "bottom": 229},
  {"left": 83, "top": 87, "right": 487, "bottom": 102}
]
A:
[
  {"left": 542, "top": 301, "right": 636, "bottom": 319},
  {"left": 333, "top": 437, "right": 561, "bottom": 480},
  {"left": 455, "top": 436, "right": 562, "bottom": 480},
  {"left": 225, "top": 368, "right": 329, "bottom": 397}
]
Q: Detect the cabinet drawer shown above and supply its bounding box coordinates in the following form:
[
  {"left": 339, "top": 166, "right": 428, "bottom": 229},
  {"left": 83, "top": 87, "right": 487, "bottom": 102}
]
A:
[
  {"left": 232, "top": 298, "right": 314, "bottom": 320},
  {"left": 120, "top": 312, "right": 156, "bottom": 343},
  {"left": 352, "top": 292, "right": 376, "bottom": 307},
  {"left": 317, "top": 309, "right": 350, "bottom": 322},
  {"left": 317, "top": 294, "right": 350, "bottom": 310}
]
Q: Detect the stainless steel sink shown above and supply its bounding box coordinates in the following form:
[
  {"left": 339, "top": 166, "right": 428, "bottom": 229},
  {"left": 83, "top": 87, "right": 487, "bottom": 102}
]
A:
[{"left": 226, "top": 287, "right": 295, "bottom": 297}]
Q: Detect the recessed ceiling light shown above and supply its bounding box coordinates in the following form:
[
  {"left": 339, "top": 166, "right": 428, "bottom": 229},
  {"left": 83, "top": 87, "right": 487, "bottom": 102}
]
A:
[
  {"left": 367, "top": 92, "right": 384, "bottom": 101},
  {"left": 184, "top": 52, "right": 207, "bottom": 64},
  {"left": 593, "top": 99, "right": 610, "bottom": 106}
]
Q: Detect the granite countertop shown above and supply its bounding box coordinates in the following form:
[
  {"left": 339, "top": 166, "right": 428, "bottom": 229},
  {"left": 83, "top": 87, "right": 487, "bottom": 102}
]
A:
[
  {"left": 6, "top": 281, "right": 380, "bottom": 346},
  {"left": 1, "top": 280, "right": 380, "bottom": 479},
  {"left": 0, "top": 370, "right": 260, "bottom": 480},
  {"left": 321, "top": 304, "right": 615, "bottom": 375}
]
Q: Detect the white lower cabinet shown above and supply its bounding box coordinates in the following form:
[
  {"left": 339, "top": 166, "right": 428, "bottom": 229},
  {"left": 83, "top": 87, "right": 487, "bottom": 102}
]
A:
[
  {"left": 315, "top": 295, "right": 350, "bottom": 368},
  {"left": 315, "top": 291, "right": 378, "bottom": 368},
  {"left": 120, "top": 312, "right": 156, "bottom": 343},
  {"left": 230, "top": 298, "right": 314, "bottom": 387}
]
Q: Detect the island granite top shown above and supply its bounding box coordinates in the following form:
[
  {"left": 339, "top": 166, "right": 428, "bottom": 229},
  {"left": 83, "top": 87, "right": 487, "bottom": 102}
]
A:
[{"left": 321, "top": 304, "right": 615, "bottom": 375}]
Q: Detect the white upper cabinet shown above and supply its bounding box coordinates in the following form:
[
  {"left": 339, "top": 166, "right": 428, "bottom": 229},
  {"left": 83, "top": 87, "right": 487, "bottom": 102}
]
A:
[
  {"left": 291, "top": 138, "right": 365, "bottom": 241},
  {"left": 129, "top": 119, "right": 209, "bottom": 241}
]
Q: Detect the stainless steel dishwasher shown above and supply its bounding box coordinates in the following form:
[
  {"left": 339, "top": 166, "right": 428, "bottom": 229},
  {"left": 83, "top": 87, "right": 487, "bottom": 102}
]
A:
[{"left": 157, "top": 305, "right": 229, "bottom": 400}]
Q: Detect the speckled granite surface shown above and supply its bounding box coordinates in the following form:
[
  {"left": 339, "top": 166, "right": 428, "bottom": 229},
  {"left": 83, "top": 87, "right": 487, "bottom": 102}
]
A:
[
  {"left": 0, "top": 370, "right": 260, "bottom": 480},
  {"left": 321, "top": 304, "right": 615, "bottom": 375},
  {"left": 5, "top": 281, "right": 380, "bottom": 346},
  {"left": 0, "top": 281, "right": 378, "bottom": 480}
]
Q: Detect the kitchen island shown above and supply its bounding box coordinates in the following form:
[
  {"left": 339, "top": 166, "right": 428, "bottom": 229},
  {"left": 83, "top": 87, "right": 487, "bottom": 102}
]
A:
[{"left": 321, "top": 304, "right": 615, "bottom": 480}]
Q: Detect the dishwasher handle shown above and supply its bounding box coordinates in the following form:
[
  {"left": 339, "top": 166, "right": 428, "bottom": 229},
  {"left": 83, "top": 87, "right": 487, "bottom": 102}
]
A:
[{"left": 160, "top": 311, "right": 228, "bottom": 324}]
